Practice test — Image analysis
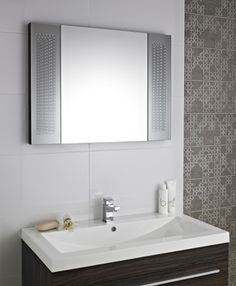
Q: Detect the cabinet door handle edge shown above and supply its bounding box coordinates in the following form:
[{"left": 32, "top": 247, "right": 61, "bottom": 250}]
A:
[{"left": 140, "top": 269, "right": 220, "bottom": 286}]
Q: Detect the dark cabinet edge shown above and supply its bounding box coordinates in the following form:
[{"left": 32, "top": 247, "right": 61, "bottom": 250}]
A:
[{"left": 22, "top": 240, "right": 229, "bottom": 286}]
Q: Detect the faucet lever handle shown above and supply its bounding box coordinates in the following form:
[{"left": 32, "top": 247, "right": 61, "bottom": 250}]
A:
[
  {"left": 103, "top": 197, "right": 114, "bottom": 205},
  {"left": 114, "top": 206, "right": 120, "bottom": 212}
]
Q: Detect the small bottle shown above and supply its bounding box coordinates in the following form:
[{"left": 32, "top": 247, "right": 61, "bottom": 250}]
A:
[
  {"left": 158, "top": 183, "right": 168, "bottom": 215},
  {"left": 166, "top": 180, "right": 176, "bottom": 214}
]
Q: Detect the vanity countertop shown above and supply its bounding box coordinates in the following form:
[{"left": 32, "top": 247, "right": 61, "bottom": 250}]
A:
[{"left": 21, "top": 214, "right": 229, "bottom": 272}]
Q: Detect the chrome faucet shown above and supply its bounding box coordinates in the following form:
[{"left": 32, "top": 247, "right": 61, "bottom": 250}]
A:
[{"left": 103, "top": 197, "right": 120, "bottom": 223}]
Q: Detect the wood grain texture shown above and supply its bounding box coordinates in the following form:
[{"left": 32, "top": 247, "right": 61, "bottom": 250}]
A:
[
  {"left": 22, "top": 241, "right": 228, "bottom": 286},
  {"left": 22, "top": 242, "right": 52, "bottom": 286}
]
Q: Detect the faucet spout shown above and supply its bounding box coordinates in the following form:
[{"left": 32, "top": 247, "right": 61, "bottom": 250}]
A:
[{"left": 102, "top": 197, "right": 120, "bottom": 223}]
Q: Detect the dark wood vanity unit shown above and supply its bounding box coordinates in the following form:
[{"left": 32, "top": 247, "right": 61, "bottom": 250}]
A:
[{"left": 22, "top": 241, "right": 229, "bottom": 286}]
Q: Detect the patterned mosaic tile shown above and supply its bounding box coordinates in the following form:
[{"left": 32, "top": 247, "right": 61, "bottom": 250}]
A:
[
  {"left": 185, "top": 0, "right": 236, "bottom": 18},
  {"left": 185, "top": 0, "right": 205, "bottom": 15},
  {"left": 189, "top": 208, "right": 231, "bottom": 231},
  {"left": 205, "top": 0, "right": 225, "bottom": 16},
  {"left": 232, "top": 115, "right": 236, "bottom": 144},
  {"left": 221, "top": 0, "right": 236, "bottom": 18},
  {"left": 218, "top": 82, "right": 236, "bottom": 113},
  {"left": 230, "top": 206, "right": 236, "bottom": 237},
  {"left": 233, "top": 51, "right": 236, "bottom": 80},
  {"left": 185, "top": 1, "right": 236, "bottom": 283},
  {"left": 232, "top": 187, "right": 236, "bottom": 205},
  {"left": 185, "top": 0, "right": 204, "bottom": 14},
  {"left": 220, "top": 18, "right": 236, "bottom": 50},
  {"left": 184, "top": 178, "right": 203, "bottom": 212},
  {"left": 185, "top": 48, "right": 204, "bottom": 80},
  {"left": 185, "top": 81, "right": 236, "bottom": 114},
  {"left": 184, "top": 176, "right": 234, "bottom": 213},
  {"left": 185, "top": 13, "right": 236, "bottom": 49},
  {"left": 185, "top": 13, "right": 204, "bottom": 48},
  {"left": 184, "top": 114, "right": 235, "bottom": 146},
  {"left": 222, "top": 50, "right": 235, "bottom": 81},
  {"left": 217, "top": 176, "right": 233, "bottom": 207},
  {"left": 190, "top": 207, "right": 236, "bottom": 239},
  {"left": 185, "top": 48, "right": 236, "bottom": 81},
  {"left": 185, "top": 145, "right": 236, "bottom": 181}
]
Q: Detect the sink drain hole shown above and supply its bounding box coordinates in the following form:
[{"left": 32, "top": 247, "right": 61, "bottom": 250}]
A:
[{"left": 111, "top": 226, "right": 117, "bottom": 232}]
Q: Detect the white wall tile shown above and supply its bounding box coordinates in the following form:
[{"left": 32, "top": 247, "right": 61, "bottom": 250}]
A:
[
  {"left": 21, "top": 152, "right": 90, "bottom": 221},
  {"left": 90, "top": 148, "right": 178, "bottom": 219},
  {"left": 0, "top": 94, "right": 26, "bottom": 155},
  {"left": 89, "top": 0, "right": 184, "bottom": 45},
  {"left": 171, "top": 95, "right": 184, "bottom": 142},
  {"left": 0, "top": 1, "right": 184, "bottom": 285},
  {"left": 0, "top": 93, "right": 89, "bottom": 155},
  {"left": 0, "top": 156, "right": 22, "bottom": 216},
  {"left": 0, "top": 33, "right": 27, "bottom": 94},
  {"left": 24, "top": 0, "right": 89, "bottom": 29},
  {"left": 0, "top": 0, "right": 25, "bottom": 33},
  {"left": 89, "top": 140, "right": 172, "bottom": 152},
  {"left": 0, "top": 0, "right": 90, "bottom": 34},
  {"left": 172, "top": 44, "right": 185, "bottom": 98},
  {"left": 22, "top": 144, "right": 90, "bottom": 155}
]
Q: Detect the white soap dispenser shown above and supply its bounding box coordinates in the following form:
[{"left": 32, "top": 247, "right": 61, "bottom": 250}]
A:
[
  {"left": 166, "top": 180, "right": 176, "bottom": 214},
  {"left": 158, "top": 183, "right": 168, "bottom": 215}
]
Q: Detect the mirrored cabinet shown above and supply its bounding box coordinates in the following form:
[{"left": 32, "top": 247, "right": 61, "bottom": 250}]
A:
[{"left": 29, "top": 23, "right": 171, "bottom": 144}]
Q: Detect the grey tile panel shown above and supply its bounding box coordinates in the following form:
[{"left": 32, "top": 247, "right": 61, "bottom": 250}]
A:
[
  {"left": 185, "top": 13, "right": 236, "bottom": 50},
  {"left": 184, "top": 0, "right": 236, "bottom": 283},
  {"left": 186, "top": 0, "right": 236, "bottom": 18}
]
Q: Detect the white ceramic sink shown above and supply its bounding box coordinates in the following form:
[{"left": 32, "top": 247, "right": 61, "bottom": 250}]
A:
[
  {"left": 21, "top": 214, "right": 229, "bottom": 272},
  {"left": 41, "top": 215, "right": 174, "bottom": 252}
]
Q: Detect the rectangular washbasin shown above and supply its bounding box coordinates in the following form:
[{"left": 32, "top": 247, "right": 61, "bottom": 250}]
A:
[{"left": 21, "top": 214, "right": 229, "bottom": 272}]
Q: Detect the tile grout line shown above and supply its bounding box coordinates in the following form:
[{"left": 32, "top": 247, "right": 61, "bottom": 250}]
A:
[
  {"left": 185, "top": 45, "right": 236, "bottom": 52},
  {"left": 184, "top": 112, "right": 236, "bottom": 115},
  {"left": 188, "top": 206, "right": 236, "bottom": 213},
  {"left": 185, "top": 11, "right": 236, "bottom": 21},
  {"left": 185, "top": 175, "right": 236, "bottom": 181},
  {"left": 0, "top": 30, "right": 26, "bottom": 35},
  {"left": 184, "top": 79, "right": 236, "bottom": 83},
  {"left": 184, "top": 144, "right": 236, "bottom": 148},
  {"left": 88, "top": 143, "right": 91, "bottom": 220}
]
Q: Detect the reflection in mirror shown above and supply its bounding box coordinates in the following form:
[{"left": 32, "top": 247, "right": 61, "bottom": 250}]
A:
[{"left": 61, "top": 26, "right": 147, "bottom": 143}]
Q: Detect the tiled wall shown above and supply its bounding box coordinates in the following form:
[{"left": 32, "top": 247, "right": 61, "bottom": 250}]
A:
[
  {"left": 184, "top": 0, "right": 236, "bottom": 284},
  {"left": 0, "top": 1, "right": 184, "bottom": 285}
]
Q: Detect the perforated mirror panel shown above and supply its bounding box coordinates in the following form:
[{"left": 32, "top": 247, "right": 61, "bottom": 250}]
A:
[
  {"left": 30, "top": 23, "right": 61, "bottom": 144},
  {"left": 148, "top": 34, "right": 171, "bottom": 141}
]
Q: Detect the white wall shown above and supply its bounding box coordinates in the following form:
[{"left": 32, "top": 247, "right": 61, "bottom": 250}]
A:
[{"left": 0, "top": 0, "right": 184, "bottom": 285}]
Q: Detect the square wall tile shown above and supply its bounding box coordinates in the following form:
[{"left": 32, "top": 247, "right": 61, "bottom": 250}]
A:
[
  {"left": 22, "top": 152, "right": 90, "bottom": 220},
  {"left": 185, "top": 0, "right": 236, "bottom": 17},
  {"left": 185, "top": 0, "right": 205, "bottom": 15},
  {"left": 0, "top": 93, "right": 89, "bottom": 155},
  {"left": 0, "top": 33, "right": 27, "bottom": 94},
  {"left": 90, "top": 148, "right": 177, "bottom": 219},
  {"left": 0, "top": 94, "right": 26, "bottom": 155},
  {"left": 0, "top": 156, "right": 22, "bottom": 216},
  {"left": 24, "top": 0, "right": 89, "bottom": 28},
  {"left": 0, "top": 0, "right": 25, "bottom": 33},
  {"left": 90, "top": 0, "right": 184, "bottom": 45}
]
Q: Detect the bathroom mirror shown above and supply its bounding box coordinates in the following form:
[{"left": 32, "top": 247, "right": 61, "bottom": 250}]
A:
[{"left": 29, "top": 23, "right": 171, "bottom": 144}]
